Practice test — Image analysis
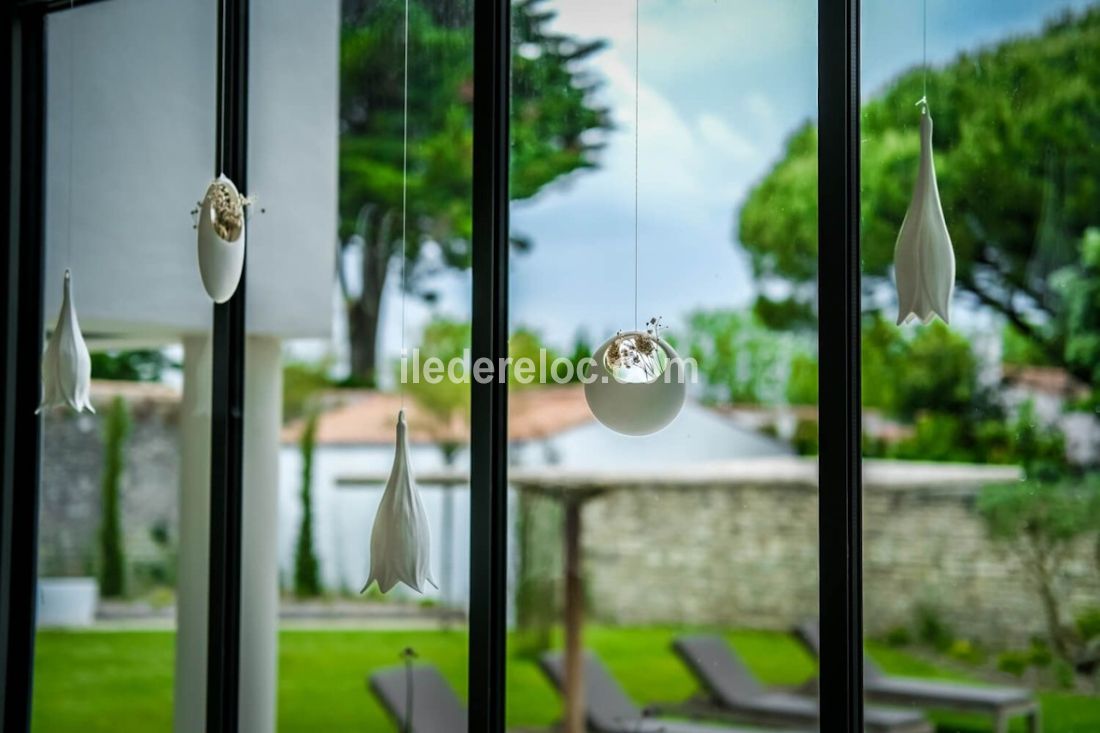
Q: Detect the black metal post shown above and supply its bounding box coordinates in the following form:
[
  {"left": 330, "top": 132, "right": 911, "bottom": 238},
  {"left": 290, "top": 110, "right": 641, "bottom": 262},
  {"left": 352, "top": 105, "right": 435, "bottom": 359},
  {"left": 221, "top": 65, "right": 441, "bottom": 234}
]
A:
[
  {"left": 818, "top": 0, "right": 863, "bottom": 730},
  {"left": 205, "top": 0, "right": 248, "bottom": 730},
  {"left": 468, "top": 0, "right": 510, "bottom": 730},
  {"left": 0, "top": 6, "right": 46, "bottom": 732}
]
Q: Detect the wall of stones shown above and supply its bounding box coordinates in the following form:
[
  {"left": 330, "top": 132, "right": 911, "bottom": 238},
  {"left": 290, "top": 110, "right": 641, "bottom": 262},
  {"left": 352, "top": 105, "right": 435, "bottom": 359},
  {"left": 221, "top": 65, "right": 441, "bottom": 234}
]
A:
[
  {"left": 38, "top": 394, "right": 180, "bottom": 583},
  {"left": 581, "top": 471, "right": 1100, "bottom": 647}
]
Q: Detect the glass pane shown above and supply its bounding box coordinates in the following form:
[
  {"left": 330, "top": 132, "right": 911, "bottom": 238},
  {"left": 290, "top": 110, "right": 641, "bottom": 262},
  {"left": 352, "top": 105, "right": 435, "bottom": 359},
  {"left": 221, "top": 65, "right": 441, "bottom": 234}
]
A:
[
  {"left": 273, "top": 0, "right": 472, "bottom": 731},
  {"left": 507, "top": 1, "right": 819, "bottom": 730},
  {"left": 861, "top": 2, "right": 1100, "bottom": 731},
  {"left": 34, "top": 1, "right": 216, "bottom": 731}
]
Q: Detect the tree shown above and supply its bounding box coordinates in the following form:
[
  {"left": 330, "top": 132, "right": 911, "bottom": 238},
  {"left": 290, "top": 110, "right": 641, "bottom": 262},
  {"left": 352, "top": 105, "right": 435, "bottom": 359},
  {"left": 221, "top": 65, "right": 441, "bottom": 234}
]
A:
[
  {"left": 91, "top": 349, "right": 175, "bottom": 382},
  {"left": 680, "top": 309, "right": 804, "bottom": 405},
  {"left": 340, "top": 0, "right": 610, "bottom": 384},
  {"left": 1051, "top": 228, "right": 1100, "bottom": 394},
  {"left": 294, "top": 412, "right": 322, "bottom": 598},
  {"left": 979, "top": 475, "right": 1100, "bottom": 657},
  {"left": 739, "top": 9, "right": 1100, "bottom": 379},
  {"left": 99, "top": 396, "right": 129, "bottom": 598}
]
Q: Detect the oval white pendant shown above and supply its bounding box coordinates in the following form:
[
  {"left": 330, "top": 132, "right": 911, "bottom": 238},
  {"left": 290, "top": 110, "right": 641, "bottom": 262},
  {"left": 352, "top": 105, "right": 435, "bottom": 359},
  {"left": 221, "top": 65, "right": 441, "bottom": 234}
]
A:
[
  {"left": 583, "top": 330, "right": 686, "bottom": 436},
  {"left": 197, "top": 174, "right": 246, "bottom": 303}
]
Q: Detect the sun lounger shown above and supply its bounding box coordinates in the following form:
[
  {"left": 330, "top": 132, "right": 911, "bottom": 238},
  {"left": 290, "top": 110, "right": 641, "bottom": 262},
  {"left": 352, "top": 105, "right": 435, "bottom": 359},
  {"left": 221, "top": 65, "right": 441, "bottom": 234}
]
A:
[
  {"left": 369, "top": 664, "right": 468, "bottom": 733},
  {"left": 671, "top": 634, "right": 931, "bottom": 733},
  {"left": 539, "top": 649, "right": 810, "bottom": 733},
  {"left": 794, "top": 620, "right": 1041, "bottom": 733}
]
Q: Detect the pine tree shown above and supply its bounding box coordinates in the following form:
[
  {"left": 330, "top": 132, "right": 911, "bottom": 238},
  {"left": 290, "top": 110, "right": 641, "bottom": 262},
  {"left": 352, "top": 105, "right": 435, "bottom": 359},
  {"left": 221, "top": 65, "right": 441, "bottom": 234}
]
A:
[
  {"left": 99, "top": 396, "right": 129, "bottom": 597},
  {"left": 294, "top": 413, "right": 322, "bottom": 597}
]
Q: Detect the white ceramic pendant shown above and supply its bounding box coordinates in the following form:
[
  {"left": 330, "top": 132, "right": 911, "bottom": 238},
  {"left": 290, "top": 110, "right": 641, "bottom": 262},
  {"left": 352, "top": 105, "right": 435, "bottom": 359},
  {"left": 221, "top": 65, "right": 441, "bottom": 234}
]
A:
[
  {"left": 363, "top": 410, "right": 437, "bottom": 594},
  {"left": 37, "top": 270, "right": 94, "bottom": 414},
  {"left": 894, "top": 104, "right": 955, "bottom": 325},
  {"left": 583, "top": 330, "right": 686, "bottom": 436},
  {"left": 197, "top": 174, "right": 246, "bottom": 303}
]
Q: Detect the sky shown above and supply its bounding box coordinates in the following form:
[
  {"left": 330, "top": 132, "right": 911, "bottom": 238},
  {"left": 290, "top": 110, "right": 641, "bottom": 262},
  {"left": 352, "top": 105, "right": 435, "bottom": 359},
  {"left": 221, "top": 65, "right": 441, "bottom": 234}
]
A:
[{"left": 350, "top": 0, "right": 1095, "bottom": 374}]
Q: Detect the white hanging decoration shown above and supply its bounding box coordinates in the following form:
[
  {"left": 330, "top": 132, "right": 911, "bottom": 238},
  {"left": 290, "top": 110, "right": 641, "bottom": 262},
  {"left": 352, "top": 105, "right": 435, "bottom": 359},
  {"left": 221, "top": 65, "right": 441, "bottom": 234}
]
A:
[
  {"left": 584, "top": 321, "right": 686, "bottom": 436},
  {"left": 37, "top": 270, "right": 94, "bottom": 414},
  {"left": 363, "top": 410, "right": 437, "bottom": 594},
  {"left": 894, "top": 102, "right": 955, "bottom": 325},
  {"left": 196, "top": 174, "right": 247, "bottom": 303}
]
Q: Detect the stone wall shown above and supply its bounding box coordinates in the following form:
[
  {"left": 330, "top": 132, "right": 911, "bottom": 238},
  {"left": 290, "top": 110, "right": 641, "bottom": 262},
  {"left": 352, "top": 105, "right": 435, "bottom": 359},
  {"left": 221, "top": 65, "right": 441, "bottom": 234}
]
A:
[
  {"left": 575, "top": 459, "right": 1100, "bottom": 647},
  {"left": 38, "top": 383, "right": 181, "bottom": 583}
]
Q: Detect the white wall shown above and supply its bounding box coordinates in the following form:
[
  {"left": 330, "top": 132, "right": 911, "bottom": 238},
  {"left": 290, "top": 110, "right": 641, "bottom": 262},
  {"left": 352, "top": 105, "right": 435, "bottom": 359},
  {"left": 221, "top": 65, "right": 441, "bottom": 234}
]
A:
[{"left": 45, "top": 0, "right": 338, "bottom": 341}]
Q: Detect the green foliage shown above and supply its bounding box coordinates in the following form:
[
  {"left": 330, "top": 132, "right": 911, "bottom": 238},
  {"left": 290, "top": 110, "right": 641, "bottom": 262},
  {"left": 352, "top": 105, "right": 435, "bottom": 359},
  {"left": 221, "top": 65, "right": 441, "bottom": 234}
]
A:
[
  {"left": 997, "top": 649, "right": 1032, "bottom": 677},
  {"left": 99, "top": 397, "right": 130, "bottom": 598},
  {"left": 791, "top": 418, "right": 819, "bottom": 457},
  {"left": 294, "top": 413, "right": 323, "bottom": 598},
  {"left": 1076, "top": 607, "right": 1100, "bottom": 642},
  {"left": 90, "top": 350, "right": 175, "bottom": 382},
  {"left": 784, "top": 351, "right": 818, "bottom": 406},
  {"left": 403, "top": 317, "right": 471, "bottom": 438},
  {"left": 914, "top": 604, "right": 955, "bottom": 652},
  {"left": 339, "top": 0, "right": 610, "bottom": 381},
  {"left": 283, "top": 359, "right": 338, "bottom": 424},
  {"left": 1051, "top": 228, "right": 1100, "bottom": 391},
  {"left": 979, "top": 475, "right": 1100, "bottom": 655},
  {"left": 979, "top": 477, "right": 1100, "bottom": 546},
  {"left": 738, "top": 10, "right": 1100, "bottom": 378},
  {"left": 946, "top": 638, "right": 986, "bottom": 666},
  {"left": 882, "top": 626, "right": 912, "bottom": 648},
  {"left": 860, "top": 314, "right": 978, "bottom": 419},
  {"left": 682, "top": 309, "right": 803, "bottom": 405}
]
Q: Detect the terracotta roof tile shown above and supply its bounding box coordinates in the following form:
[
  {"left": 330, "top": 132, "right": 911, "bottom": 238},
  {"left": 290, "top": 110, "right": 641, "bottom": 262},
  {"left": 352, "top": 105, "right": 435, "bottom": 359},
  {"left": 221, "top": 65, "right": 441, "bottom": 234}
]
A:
[{"left": 281, "top": 386, "right": 595, "bottom": 446}]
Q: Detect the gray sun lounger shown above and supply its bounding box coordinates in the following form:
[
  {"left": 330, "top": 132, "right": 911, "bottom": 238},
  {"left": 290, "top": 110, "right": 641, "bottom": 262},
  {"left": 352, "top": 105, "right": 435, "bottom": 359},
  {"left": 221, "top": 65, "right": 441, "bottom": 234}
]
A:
[
  {"left": 539, "top": 650, "right": 810, "bottom": 733},
  {"left": 671, "top": 635, "right": 932, "bottom": 733},
  {"left": 370, "top": 664, "right": 468, "bottom": 733},
  {"left": 794, "top": 620, "right": 1041, "bottom": 733}
]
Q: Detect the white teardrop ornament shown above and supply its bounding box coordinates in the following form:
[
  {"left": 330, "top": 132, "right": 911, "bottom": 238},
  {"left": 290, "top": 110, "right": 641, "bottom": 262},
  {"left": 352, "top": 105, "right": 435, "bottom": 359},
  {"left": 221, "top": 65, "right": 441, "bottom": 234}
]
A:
[
  {"left": 38, "top": 270, "right": 95, "bottom": 414},
  {"left": 894, "top": 104, "right": 956, "bottom": 325},
  {"left": 363, "top": 410, "right": 437, "bottom": 594}
]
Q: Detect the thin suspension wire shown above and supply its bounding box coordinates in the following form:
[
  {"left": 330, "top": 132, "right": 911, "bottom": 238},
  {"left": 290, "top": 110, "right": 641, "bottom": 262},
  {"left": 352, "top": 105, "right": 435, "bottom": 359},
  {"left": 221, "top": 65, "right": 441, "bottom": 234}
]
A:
[
  {"left": 67, "top": 0, "right": 76, "bottom": 267},
  {"left": 400, "top": 0, "right": 410, "bottom": 406},
  {"left": 921, "top": 0, "right": 928, "bottom": 104},
  {"left": 633, "top": 0, "right": 640, "bottom": 331}
]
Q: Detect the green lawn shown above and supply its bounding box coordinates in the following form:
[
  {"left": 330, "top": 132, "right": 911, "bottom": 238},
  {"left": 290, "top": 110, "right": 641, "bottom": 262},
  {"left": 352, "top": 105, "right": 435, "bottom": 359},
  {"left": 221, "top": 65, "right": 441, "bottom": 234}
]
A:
[{"left": 31, "top": 627, "right": 1100, "bottom": 732}]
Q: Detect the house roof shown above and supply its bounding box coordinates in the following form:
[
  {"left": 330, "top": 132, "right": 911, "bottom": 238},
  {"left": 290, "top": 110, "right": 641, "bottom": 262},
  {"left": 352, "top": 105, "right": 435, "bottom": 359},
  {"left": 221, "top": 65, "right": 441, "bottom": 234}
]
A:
[
  {"left": 281, "top": 386, "right": 596, "bottom": 446},
  {"left": 1002, "top": 365, "right": 1090, "bottom": 399}
]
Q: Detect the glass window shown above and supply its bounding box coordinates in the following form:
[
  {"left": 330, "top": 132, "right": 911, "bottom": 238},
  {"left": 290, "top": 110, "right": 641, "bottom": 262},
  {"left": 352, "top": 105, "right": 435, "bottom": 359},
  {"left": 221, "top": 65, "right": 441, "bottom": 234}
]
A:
[
  {"left": 861, "top": 1, "right": 1099, "bottom": 731},
  {"left": 507, "top": 1, "right": 820, "bottom": 730},
  {"left": 33, "top": 1, "right": 216, "bottom": 730}
]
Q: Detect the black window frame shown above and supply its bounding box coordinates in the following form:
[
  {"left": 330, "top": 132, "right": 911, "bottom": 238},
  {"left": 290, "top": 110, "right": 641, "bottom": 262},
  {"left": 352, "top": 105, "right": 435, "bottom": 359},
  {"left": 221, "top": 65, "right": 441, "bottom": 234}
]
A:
[{"left": 0, "top": 0, "right": 864, "bottom": 731}]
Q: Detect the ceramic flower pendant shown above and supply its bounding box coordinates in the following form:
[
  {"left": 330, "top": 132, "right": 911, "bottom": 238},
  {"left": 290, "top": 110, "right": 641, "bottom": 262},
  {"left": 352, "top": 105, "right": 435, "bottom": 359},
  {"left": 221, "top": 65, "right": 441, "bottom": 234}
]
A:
[
  {"left": 196, "top": 174, "right": 247, "bottom": 303},
  {"left": 37, "top": 270, "right": 94, "bottom": 414},
  {"left": 894, "top": 103, "right": 955, "bottom": 325},
  {"left": 363, "top": 410, "right": 437, "bottom": 594}
]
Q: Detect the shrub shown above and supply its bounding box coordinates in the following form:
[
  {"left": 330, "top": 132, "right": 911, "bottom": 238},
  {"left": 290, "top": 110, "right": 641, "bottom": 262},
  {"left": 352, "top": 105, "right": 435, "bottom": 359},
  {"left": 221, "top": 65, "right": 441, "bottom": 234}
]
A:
[
  {"left": 997, "top": 650, "right": 1032, "bottom": 677},
  {"left": 99, "top": 396, "right": 130, "bottom": 598},
  {"left": 1076, "top": 607, "right": 1100, "bottom": 642},
  {"left": 914, "top": 604, "right": 954, "bottom": 651},
  {"left": 293, "top": 413, "right": 322, "bottom": 598},
  {"left": 882, "top": 626, "right": 912, "bottom": 647}
]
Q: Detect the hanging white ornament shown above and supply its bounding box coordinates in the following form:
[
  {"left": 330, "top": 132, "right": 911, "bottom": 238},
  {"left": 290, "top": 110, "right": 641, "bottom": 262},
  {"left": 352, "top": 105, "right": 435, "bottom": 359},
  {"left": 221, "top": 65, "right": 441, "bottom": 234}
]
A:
[
  {"left": 196, "top": 174, "right": 247, "bottom": 303},
  {"left": 894, "top": 103, "right": 956, "bottom": 325},
  {"left": 584, "top": 322, "right": 686, "bottom": 436},
  {"left": 37, "top": 270, "right": 94, "bottom": 414},
  {"left": 363, "top": 410, "right": 437, "bottom": 594}
]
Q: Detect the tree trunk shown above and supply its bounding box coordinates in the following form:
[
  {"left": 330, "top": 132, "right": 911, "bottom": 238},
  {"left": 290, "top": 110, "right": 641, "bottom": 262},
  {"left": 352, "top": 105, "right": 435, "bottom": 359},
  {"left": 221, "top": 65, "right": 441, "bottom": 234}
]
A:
[{"left": 346, "top": 210, "right": 396, "bottom": 386}]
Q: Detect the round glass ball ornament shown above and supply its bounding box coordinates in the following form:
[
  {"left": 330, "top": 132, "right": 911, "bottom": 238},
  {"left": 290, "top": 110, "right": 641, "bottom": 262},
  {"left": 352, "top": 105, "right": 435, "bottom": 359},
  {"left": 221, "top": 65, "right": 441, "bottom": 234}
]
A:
[{"left": 583, "top": 330, "right": 686, "bottom": 436}]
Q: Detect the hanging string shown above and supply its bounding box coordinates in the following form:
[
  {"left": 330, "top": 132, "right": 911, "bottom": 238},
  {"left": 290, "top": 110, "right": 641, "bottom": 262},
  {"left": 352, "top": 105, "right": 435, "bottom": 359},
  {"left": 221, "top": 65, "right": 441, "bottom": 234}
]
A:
[
  {"left": 400, "top": 0, "right": 410, "bottom": 407},
  {"left": 633, "top": 0, "right": 640, "bottom": 331},
  {"left": 918, "top": 0, "right": 928, "bottom": 109},
  {"left": 67, "top": 0, "right": 76, "bottom": 267}
]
